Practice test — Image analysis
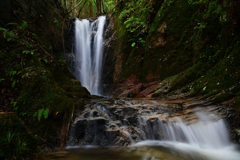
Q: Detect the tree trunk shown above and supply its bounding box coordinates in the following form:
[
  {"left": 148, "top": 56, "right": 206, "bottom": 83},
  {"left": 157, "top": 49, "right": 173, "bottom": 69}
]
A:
[
  {"left": 102, "top": 0, "right": 105, "bottom": 13},
  {"left": 89, "top": 0, "right": 93, "bottom": 17},
  {"left": 96, "top": 0, "right": 101, "bottom": 15},
  {"left": 72, "top": 0, "right": 74, "bottom": 17}
]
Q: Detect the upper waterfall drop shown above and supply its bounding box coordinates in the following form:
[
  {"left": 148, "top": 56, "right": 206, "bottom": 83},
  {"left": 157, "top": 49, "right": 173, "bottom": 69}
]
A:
[{"left": 74, "top": 16, "right": 106, "bottom": 96}]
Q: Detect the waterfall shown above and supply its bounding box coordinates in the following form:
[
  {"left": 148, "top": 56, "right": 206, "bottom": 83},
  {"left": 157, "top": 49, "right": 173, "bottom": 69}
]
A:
[
  {"left": 66, "top": 98, "right": 240, "bottom": 159},
  {"left": 74, "top": 16, "right": 106, "bottom": 96},
  {"left": 137, "top": 113, "right": 231, "bottom": 149}
]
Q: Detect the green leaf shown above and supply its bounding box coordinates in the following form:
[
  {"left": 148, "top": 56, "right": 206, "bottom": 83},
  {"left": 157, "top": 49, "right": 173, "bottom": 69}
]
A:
[
  {"left": 12, "top": 80, "right": 16, "bottom": 88},
  {"left": 38, "top": 109, "right": 44, "bottom": 121},
  {"left": 32, "top": 33, "right": 37, "bottom": 37},
  {"left": 131, "top": 42, "right": 136, "bottom": 47},
  {"left": 21, "top": 22, "right": 28, "bottom": 30},
  {"left": 0, "top": 78, "right": 5, "bottom": 82},
  {"left": 13, "top": 107, "right": 18, "bottom": 111},
  {"left": 44, "top": 59, "right": 48, "bottom": 63},
  {"left": 43, "top": 108, "right": 49, "bottom": 119},
  {"left": 11, "top": 71, "right": 17, "bottom": 76},
  {"left": 11, "top": 101, "right": 17, "bottom": 107},
  {"left": 33, "top": 112, "right": 37, "bottom": 117},
  {"left": 8, "top": 23, "right": 19, "bottom": 26},
  {"left": 0, "top": 28, "right": 8, "bottom": 32},
  {"left": 22, "top": 50, "right": 30, "bottom": 54},
  {"left": 37, "top": 146, "right": 42, "bottom": 150},
  {"left": 20, "top": 112, "right": 26, "bottom": 116}
]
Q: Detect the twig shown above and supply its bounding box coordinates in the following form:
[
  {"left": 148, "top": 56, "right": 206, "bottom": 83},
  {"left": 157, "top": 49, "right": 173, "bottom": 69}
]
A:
[
  {"left": 39, "top": 46, "right": 51, "bottom": 56},
  {"left": 78, "top": 0, "right": 88, "bottom": 17},
  {"left": 62, "top": 15, "right": 68, "bottom": 60},
  {"left": 21, "top": 57, "right": 23, "bottom": 70},
  {"left": 67, "top": 0, "right": 85, "bottom": 14},
  {"left": 35, "top": 134, "right": 46, "bottom": 142},
  {"left": 0, "top": 112, "right": 17, "bottom": 115},
  {"left": 14, "top": 115, "right": 48, "bottom": 143},
  {"left": 11, "top": 4, "right": 39, "bottom": 24}
]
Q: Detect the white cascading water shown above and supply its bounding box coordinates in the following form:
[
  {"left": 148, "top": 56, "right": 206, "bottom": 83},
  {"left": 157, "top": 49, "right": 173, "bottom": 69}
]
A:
[
  {"left": 137, "top": 113, "right": 231, "bottom": 147},
  {"left": 135, "top": 112, "right": 240, "bottom": 159},
  {"left": 74, "top": 16, "right": 106, "bottom": 95}
]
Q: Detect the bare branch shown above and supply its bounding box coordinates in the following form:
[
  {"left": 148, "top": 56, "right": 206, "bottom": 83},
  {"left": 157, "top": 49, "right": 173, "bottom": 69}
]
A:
[{"left": 67, "top": 0, "right": 85, "bottom": 14}]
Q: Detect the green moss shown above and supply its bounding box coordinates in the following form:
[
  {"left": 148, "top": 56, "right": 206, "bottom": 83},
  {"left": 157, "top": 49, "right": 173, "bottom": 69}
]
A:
[{"left": 232, "top": 96, "right": 240, "bottom": 112}]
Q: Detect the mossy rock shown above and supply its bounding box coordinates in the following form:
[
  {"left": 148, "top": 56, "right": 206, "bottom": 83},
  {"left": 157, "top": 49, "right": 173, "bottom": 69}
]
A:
[{"left": 152, "top": 75, "right": 178, "bottom": 96}]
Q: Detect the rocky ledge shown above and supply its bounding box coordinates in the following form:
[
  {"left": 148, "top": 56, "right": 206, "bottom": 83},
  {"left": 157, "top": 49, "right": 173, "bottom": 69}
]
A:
[{"left": 66, "top": 97, "right": 240, "bottom": 147}]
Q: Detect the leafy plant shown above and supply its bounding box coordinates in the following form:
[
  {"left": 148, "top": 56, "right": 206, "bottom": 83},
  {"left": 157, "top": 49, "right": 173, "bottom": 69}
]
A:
[
  {"left": 0, "top": 28, "right": 15, "bottom": 41},
  {"left": 54, "top": 18, "right": 61, "bottom": 28},
  {"left": 119, "top": 0, "right": 152, "bottom": 46},
  {"left": 22, "top": 49, "right": 36, "bottom": 55},
  {"left": 131, "top": 42, "right": 136, "bottom": 47},
  {"left": 195, "top": 22, "right": 206, "bottom": 30},
  {"left": 6, "top": 130, "right": 15, "bottom": 144},
  {"left": 34, "top": 108, "right": 50, "bottom": 121}
]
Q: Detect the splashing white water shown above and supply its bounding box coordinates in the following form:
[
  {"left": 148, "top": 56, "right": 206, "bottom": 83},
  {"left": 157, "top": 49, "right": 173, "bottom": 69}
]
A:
[
  {"left": 134, "top": 112, "right": 240, "bottom": 159},
  {"left": 138, "top": 113, "right": 231, "bottom": 148},
  {"left": 75, "top": 16, "right": 106, "bottom": 95}
]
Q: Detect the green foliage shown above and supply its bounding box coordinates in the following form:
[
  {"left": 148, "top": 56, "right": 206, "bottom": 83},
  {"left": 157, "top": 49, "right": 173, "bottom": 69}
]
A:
[
  {"left": 54, "top": 18, "right": 61, "bottom": 28},
  {"left": 37, "top": 109, "right": 44, "bottom": 121},
  {"left": 43, "top": 108, "right": 49, "bottom": 119},
  {"left": 118, "top": 0, "right": 153, "bottom": 47},
  {"left": 6, "top": 130, "right": 15, "bottom": 143},
  {"left": 195, "top": 22, "right": 206, "bottom": 30},
  {"left": 20, "top": 22, "right": 28, "bottom": 30},
  {"left": 36, "top": 108, "right": 49, "bottom": 121},
  {"left": 0, "top": 115, "right": 38, "bottom": 159},
  {"left": 131, "top": 42, "right": 136, "bottom": 47},
  {"left": 0, "top": 78, "right": 5, "bottom": 82},
  {"left": 22, "top": 49, "right": 36, "bottom": 55},
  {"left": 0, "top": 28, "right": 15, "bottom": 41},
  {"left": 188, "top": 0, "right": 208, "bottom": 5}
]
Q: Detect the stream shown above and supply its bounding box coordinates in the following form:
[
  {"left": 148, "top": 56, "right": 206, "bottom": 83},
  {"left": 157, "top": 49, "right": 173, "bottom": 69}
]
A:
[
  {"left": 37, "top": 98, "right": 240, "bottom": 160},
  {"left": 36, "top": 16, "right": 240, "bottom": 159}
]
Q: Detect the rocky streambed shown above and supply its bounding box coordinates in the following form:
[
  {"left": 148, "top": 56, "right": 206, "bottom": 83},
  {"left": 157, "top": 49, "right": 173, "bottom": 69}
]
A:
[
  {"left": 35, "top": 97, "right": 240, "bottom": 160},
  {"left": 66, "top": 97, "right": 240, "bottom": 147}
]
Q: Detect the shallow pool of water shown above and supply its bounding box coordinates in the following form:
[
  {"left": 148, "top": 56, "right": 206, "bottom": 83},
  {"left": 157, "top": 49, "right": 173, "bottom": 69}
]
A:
[{"left": 36, "top": 141, "right": 240, "bottom": 160}]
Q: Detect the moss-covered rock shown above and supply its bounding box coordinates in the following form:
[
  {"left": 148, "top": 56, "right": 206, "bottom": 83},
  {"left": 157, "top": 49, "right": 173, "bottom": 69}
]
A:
[
  {"left": 112, "top": 0, "right": 240, "bottom": 104},
  {"left": 152, "top": 75, "right": 178, "bottom": 96}
]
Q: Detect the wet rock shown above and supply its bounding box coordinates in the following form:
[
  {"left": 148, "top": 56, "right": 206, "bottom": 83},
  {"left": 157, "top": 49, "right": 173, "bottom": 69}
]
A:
[
  {"left": 106, "top": 129, "right": 120, "bottom": 142},
  {"left": 67, "top": 97, "right": 240, "bottom": 147},
  {"left": 74, "top": 120, "right": 87, "bottom": 138}
]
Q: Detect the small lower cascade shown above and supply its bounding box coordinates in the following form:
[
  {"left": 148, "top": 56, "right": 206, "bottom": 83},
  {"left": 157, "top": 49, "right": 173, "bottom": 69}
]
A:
[
  {"left": 74, "top": 16, "right": 106, "bottom": 96},
  {"left": 137, "top": 113, "right": 230, "bottom": 148},
  {"left": 66, "top": 98, "right": 240, "bottom": 159}
]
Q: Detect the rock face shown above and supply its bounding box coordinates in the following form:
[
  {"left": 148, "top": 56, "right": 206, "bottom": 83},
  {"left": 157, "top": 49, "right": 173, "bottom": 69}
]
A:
[
  {"left": 67, "top": 97, "right": 240, "bottom": 147},
  {"left": 101, "top": 16, "right": 116, "bottom": 96}
]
